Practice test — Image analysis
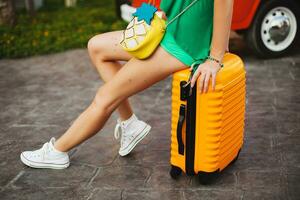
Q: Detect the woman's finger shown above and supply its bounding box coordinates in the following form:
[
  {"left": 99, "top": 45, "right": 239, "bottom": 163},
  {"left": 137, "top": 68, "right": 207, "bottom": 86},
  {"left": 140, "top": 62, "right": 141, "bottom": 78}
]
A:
[
  {"left": 203, "top": 72, "right": 211, "bottom": 93},
  {"left": 211, "top": 72, "right": 216, "bottom": 91},
  {"left": 191, "top": 68, "right": 201, "bottom": 88},
  {"left": 198, "top": 72, "right": 206, "bottom": 93}
]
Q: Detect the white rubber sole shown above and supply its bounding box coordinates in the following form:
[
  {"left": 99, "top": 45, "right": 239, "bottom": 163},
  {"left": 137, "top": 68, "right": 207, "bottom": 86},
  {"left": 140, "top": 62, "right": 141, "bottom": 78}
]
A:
[
  {"left": 20, "top": 153, "right": 70, "bottom": 169},
  {"left": 119, "top": 124, "right": 151, "bottom": 157}
]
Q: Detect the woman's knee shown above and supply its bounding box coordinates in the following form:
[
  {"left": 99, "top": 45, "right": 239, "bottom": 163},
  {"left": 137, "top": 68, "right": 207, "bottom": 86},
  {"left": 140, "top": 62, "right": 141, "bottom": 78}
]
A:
[{"left": 87, "top": 34, "right": 107, "bottom": 61}]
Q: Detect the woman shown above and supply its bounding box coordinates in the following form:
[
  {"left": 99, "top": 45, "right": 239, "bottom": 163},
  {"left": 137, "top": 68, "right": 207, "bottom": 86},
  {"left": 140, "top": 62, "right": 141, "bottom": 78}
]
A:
[{"left": 20, "top": 0, "right": 233, "bottom": 169}]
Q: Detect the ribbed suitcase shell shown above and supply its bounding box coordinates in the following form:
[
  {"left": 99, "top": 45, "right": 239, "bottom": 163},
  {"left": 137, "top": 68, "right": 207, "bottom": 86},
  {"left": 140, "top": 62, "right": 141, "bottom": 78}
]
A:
[{"left": 170, "top": 53, "right": 246, "bottom": 176}]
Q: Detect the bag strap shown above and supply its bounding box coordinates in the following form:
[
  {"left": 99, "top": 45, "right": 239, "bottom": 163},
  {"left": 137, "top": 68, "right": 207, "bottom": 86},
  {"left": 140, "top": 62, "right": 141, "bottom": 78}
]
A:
[{"left": 166, "top": 0, "right": 199, "bottom": 27}]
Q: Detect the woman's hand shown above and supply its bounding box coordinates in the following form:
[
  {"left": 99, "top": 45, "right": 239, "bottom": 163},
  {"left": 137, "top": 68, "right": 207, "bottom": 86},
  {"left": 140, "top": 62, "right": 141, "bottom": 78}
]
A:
[{"left": 190, "top": 59, "right": 221, "bottom": 93}]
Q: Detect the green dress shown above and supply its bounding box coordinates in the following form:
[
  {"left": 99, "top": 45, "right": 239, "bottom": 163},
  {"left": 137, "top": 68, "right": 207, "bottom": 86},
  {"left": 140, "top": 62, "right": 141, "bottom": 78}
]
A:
[{"left": 159, "top": 0, "right": 214, "bottom": 66}]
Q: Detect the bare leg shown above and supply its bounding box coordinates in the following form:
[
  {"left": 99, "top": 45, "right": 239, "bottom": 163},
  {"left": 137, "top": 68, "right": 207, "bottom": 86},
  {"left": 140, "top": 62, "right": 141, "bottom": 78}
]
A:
[
  {"left": 54, "top": 46, "right": 188, "bottom": 152},
  {"left": 87, "top": 31, "right": 133, "bottom": 121}
]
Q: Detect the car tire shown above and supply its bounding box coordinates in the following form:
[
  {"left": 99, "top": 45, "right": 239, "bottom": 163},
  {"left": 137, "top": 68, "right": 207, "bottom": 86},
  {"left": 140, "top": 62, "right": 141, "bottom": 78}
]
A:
[{"left": 245, "top": 0, "right": 299, "bottom": 58}]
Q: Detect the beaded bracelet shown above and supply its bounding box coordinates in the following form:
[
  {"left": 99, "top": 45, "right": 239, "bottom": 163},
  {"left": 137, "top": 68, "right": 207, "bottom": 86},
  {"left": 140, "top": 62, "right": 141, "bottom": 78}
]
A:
[{"left": 206, "top": 55, "right": 224, "bottom": 68}]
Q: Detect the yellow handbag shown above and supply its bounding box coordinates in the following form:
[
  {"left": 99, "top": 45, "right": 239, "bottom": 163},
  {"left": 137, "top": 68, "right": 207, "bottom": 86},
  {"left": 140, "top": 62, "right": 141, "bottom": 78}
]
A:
[{"left": 120, "top": 0, "right": 199, "bottom": 59}]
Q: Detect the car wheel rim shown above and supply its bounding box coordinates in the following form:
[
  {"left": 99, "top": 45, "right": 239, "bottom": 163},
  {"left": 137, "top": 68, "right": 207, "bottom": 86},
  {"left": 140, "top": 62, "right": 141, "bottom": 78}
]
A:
[{"left": 261, "top": 6, "right": 297, "bottom": 52}]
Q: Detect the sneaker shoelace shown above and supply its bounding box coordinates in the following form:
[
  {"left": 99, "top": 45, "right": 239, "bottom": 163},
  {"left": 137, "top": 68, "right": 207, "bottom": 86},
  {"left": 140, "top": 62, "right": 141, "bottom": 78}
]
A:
[
  {"left": 114, "top": 121, "right": 133, "bottom": 146},
  {"left": 31, "top": 142, "right": 50, "bottom": 160}
]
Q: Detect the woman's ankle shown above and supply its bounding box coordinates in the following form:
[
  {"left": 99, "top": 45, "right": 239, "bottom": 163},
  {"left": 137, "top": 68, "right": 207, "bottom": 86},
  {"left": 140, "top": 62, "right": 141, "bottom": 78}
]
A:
[
  {"left": 53, "top": 139, "right": 68, "bottom": 153},
  {"left": 119, "top": 112, "right": 135, "bottom": 122}
]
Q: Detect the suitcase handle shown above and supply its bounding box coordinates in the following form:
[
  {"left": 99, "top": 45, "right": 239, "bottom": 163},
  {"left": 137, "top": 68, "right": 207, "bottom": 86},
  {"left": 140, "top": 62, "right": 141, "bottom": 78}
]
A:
[{"left": 177, "top": 104, "right": 186, "bottom": 155}]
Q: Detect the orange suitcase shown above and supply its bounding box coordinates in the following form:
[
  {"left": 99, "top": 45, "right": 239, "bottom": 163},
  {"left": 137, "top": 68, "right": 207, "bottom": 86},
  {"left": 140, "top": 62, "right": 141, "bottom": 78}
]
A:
[{"left": 170, "top": 53, "right": 246, "bottom": 184}]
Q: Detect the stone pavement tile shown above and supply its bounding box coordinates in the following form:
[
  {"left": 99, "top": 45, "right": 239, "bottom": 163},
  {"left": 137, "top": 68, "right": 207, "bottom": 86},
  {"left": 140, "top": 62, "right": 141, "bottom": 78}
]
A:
[
  {"left": 273, "top": 105, "right": 300, "bottom": 124},
  {"left": 246, "top": 104, "right": 275, "bottom": 119},
  {"left": 272, "top": 107, "right": 300, "bottom": 135},
  {"left": 277, "top": 121, "right": 300, "bottom": 136},
  {"left": 246, "top": 66, "right": 274, "bottom": 78},
  {"left": 147, "top": 138, "right": 170, "bottom": 151},
  {"left": 112, "top": 154, "right": 143, "bottom": 166},
  {"left": 272, "top": 72, "right": 300, "bottom": 84},
  {"left": 13, "top": 163, "right": 96, "bottom": 188},
  {"left": 245, "top": 63, "right": 272, "bottom": 79},
  {"left": 112, "top": 151, "right": 144, "bottom": 166},
  {"left": 112, "top": 144, "right": 170, "bottom": 167},
  {"left": 275, "top": 135, "right": 300, "bottom": 167},
  {"left": 71, "top": 136, "right": 119, "bottom": 167},
  {"left": 91, "top": 165, "right": 151, "bottom": 189},
  {"left": 0, "top": 186, "right": 92, "bottom": 200},
  {"left": 34, "top": 92, "right": 91, "bottom": 116},
  {"left": 0, "top": 104, "right": 36, "bottom": 129},
  {"left": 88, "top": 188, "right": 122, "bottom": 200},
  {"left": 242, "top": 134, "right": 274, "bottom": 154},
  {"left": 183, "top": 189, "right": 243, "bottom": 200},
  {"left": 245, "top": 83, "right": 273, "bottom": 94},
  {"left": 145, "top": 165, "right": 190, "bottom": 189},
  {"left": 14, "top": 105, "right": 77, "bottom": 128},
  {"left": 122, "top": 189, "right": 182, "bottom": 200},
  {"left": 245, "top": 118, "right": 278, "bottom": 136},
  {"left": 89, "top": 188, "right": 183, "bottom": 200},
  {"left": 148, "top": 119, "right": 171, "bottom": 139},
  {"left": 0, "top": 154, "right": 24, "bottom": 187},
  {"left": 0, "top": 126, "right": 7, "bottom": 141},
  {"left": 275, "top": 135, "right": 300, "bottom": 152},
  {"left": 142, "top": 150, "right": 170, "bottom": 165},
  {"left": 139, "top": 109, "right": 171, "bottom": 130},
  {"left": 110, "top": 138, "right": 151, "bottom": 167},
  {"left": 246, "top": 91, "right": 274, "bottom": 105},
  {"left": 237, "top": 170, "right": 283, "bottom": 191},
  {"left": 0, "top": 77, "right": 26, "bottom": 95},
  {"left": 241, "top": 188, "right": 287, "bottom": 200},
  {"left": 286, "top": 166, "right": 300, "bottom": 200},
  {"left": 245, "top": 81, "right": 277, "bottom": 94},
  {"left": 227, "top": 151, "right": 281, "bottom": 171},
  {"left": 274, "top": 91, "right": 300, "bottom": 105},
  {"left": 3, "top": 125, "right": 67, "bottom": 142},
  {"left": 147, "top": 105, "right": 171, "bottom": 119}
]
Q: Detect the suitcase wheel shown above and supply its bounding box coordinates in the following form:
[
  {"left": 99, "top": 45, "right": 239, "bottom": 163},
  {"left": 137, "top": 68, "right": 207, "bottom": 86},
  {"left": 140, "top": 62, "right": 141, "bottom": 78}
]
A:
[
  {"left": 170, "top": 165, "right": 182, "bottom": 179},
  {"left": 197, "top": 171, "right": 219, "bottom": 185}
]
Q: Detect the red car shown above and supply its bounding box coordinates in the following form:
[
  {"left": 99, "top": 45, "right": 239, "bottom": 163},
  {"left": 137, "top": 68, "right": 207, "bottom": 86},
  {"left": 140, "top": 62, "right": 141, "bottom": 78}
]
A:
[{"left": 116, "top": 0, "right": 300, "bottom": 58}]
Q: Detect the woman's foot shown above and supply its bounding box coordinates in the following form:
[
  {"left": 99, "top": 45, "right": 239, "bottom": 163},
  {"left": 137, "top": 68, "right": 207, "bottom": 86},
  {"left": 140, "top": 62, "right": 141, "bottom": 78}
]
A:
[
  {"left": 114, "top": 114, "right": 151, "bottom": 156},
  {"left": 20, "top": 138, "right": 70, "bottom": 169}
]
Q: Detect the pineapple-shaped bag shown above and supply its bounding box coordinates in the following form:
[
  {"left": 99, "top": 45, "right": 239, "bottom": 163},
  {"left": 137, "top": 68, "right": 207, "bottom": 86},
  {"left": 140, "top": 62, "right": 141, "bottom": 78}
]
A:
[{"left": 120, "top": 0, "right": 199, "bottom": 59}]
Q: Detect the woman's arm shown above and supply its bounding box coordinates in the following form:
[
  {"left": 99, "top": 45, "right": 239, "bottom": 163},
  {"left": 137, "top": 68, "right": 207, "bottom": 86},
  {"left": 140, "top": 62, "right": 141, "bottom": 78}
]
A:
[
  {"left": 190, "top": 0, "right": 234, "bottom": 93},
  {"left": 210, "top": 0, "right": 233, "bottom": 59}
]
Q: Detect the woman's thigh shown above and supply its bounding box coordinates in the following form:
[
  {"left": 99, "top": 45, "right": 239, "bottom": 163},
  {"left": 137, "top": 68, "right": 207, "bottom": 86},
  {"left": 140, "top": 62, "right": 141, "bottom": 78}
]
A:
[
  {"left": 88, "top": 30, "right": 132, "bottom": 62},
  {"left": 96, "top": 46, "right": 189, "bottom": 109}
]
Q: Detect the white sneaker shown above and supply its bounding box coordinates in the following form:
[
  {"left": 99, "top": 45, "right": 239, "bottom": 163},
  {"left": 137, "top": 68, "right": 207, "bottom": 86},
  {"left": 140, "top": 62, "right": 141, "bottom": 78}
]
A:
[
  {"left": 114, "top": 114, "right": 151, "bottom": 156},
  {"left": 20, "top": 138, "right": 70, "bottom": 169}
]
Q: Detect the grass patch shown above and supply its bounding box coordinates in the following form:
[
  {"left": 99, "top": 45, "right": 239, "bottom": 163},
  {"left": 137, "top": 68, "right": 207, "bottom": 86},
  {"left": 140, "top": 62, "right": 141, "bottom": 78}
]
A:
[{"left": 0, "top": 0, "right": 127, "bottom": 58}]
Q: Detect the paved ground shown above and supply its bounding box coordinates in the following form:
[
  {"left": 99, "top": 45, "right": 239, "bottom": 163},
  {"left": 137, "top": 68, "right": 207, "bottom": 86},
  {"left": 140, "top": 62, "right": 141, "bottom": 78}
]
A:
[{"left": 0, "top": 39, "right": 300, "bottom": 199}]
